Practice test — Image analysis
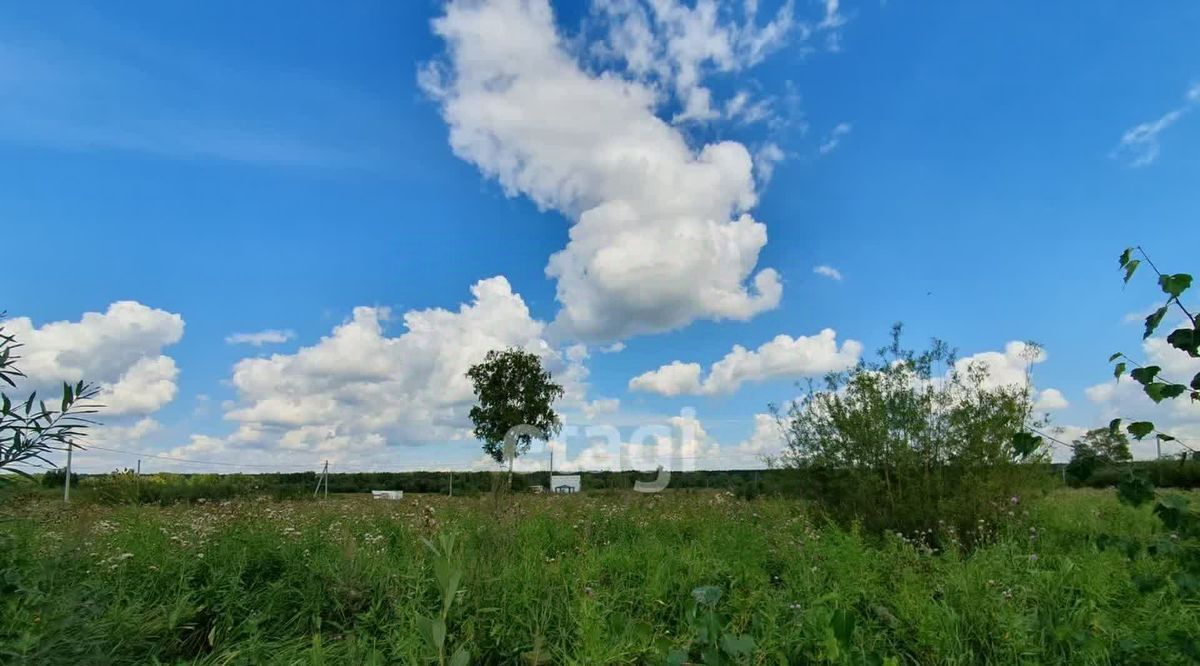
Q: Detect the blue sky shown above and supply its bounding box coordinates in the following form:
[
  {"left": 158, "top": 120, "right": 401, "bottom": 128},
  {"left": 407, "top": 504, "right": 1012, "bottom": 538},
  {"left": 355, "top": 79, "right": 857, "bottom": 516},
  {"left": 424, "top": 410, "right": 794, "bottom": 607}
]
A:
[{"left": 4, "top": 0, "right": 1199, "bottom": 474}]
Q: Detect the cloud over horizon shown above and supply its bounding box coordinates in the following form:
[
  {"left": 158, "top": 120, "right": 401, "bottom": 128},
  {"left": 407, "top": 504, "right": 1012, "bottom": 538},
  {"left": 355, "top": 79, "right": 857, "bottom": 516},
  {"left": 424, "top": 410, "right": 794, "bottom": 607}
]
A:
[{"left": 420, "top": 0, "right": 834, "bottom": 342}]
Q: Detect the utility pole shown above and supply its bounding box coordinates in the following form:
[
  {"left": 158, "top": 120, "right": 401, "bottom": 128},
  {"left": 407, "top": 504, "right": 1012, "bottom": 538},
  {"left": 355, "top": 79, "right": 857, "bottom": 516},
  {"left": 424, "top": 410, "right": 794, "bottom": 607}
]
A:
[
  {"left": 1157, "top": 438, "right": 1162, "bottom": 460},
  {"left": 448, "top": 471, "right": 453, "bottom": 497},
  {"left": 63, "top": 443, "right": 73, "bottom": 503},
  {"left": 136, "top": 459, "right": 141, "bottom": 501},
  {"left": 313, "top": 461, "right": 329, "bottom": 498},
  {"left": 549, "top": 449, "right": 554, "bottom": 492}
]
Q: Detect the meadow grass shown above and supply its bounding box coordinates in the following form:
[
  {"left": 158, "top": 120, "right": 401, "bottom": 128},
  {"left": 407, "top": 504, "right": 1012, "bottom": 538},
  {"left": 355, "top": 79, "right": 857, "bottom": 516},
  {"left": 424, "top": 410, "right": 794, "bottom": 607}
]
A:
[{"left": 2, "top": 489, "right": 1197, "bottom": 664}]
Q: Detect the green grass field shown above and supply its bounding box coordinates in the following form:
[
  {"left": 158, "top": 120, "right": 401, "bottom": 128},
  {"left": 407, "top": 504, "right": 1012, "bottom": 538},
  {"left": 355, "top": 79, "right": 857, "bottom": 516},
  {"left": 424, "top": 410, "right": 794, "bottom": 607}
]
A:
[{"left": 3, "top": 489, "right": 1198, "bottom": 664}]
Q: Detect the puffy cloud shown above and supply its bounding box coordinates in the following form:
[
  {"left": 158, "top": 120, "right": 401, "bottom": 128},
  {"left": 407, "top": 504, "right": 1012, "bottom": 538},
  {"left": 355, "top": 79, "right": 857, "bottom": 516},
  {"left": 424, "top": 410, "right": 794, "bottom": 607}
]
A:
[
  {"left": 813, "top": 264, "right": 842, "bottom": 281},
  {"left": 97, "top": 356, "right": 180, "bottom": 416},
  {"left": 4, "top": 301, "right": 184, "bottom": 415},
  {"left": 592, "top": 0, "right": 798, "bottom": 123},
  {"left": 582, "top": 397, "right": 621, "bottom": 419},
  {"left": 92, "top": 417, "right": 162, "bottom": 447},
  {"left": 630, "top": 329, "right": 862, "bottom": 396},
  {"left": 629, "top": 360, "right": 704, "bottom": 396},
  {"left": 735, "top": 412, "right": 783, "bottom": 456},
  {"left": 220, "top": 277, "right": 588, "bottom": 463},
  {"left": 953, "top": 341, "right": 1070, "bottom": 417},
  {"left": 953, "top": 341, "right": 1046, "bottom": 390},
  {"left": 225, "top": 329, "right": 296, "bottom": 346},
  {"left": 1034, "top": 388, "right": 1069, "bottom": 411},
  {"left": 422, "top": 0, "right": 810, "bottom": 341}
]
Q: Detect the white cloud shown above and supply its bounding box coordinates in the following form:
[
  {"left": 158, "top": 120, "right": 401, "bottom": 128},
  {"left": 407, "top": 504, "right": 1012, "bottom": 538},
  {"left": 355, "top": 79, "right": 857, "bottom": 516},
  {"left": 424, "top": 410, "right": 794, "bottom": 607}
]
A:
[
  {"left": 1034, "top": 387, "right": 1069, "bottom": 411},
  {"left": 724, "top": 90, "right": 774, "bottom": 124},
  {"left": 735, "top": 412, "right": 783, "bottom": 456},
  {"left": 93, "top": 417, "right": 162, "bottom": 447},
  {"left": 813, "top": 264, "right": 843, "bottom": 281},
  {"left": 97, "top": 356, "right": 180, "bottom": 416},
  {"left": 818, "top": 121, "right": 851, "bottom": 154},
  {"left": 225, "top": 329, "right": 296, "bottom": 346},
  {"left": 629, "top": 360, "right": 705, "bottom": 396},
  {"left": 4, "top": 301, "right": 184, "bottom": 415},
  {"left": 592, "top": 0, "right": 798, "bottom": 123},
  {"left": 953, "top": 341, "right": 1046, "bottom": 390},
  {"left": 217, "top": 276, "right": 589, "bottom": 464},
  {"left": 817, "top": 0, "right": 846, "bottom": 50},
  {"left": 422, "top": 0, "right": 826, "bottom": 341},
  {"left": 630, "top": 329, "right": 862, "bottom": 396},
  {"left": 582, "top": 397, "right": 621, "bottom": 420},
  {"left": 1113, "top": 81, "right": 1200, "bottom": 167},
  {"left": 754, "top": 142, "right": 785, "bottom": 185}
]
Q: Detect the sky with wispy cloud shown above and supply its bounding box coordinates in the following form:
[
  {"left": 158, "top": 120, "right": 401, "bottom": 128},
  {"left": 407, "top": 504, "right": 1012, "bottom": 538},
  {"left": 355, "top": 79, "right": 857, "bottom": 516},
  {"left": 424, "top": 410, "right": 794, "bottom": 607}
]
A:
[{"left": 4, "top": 0, "right": 1199, "bottom": 474}]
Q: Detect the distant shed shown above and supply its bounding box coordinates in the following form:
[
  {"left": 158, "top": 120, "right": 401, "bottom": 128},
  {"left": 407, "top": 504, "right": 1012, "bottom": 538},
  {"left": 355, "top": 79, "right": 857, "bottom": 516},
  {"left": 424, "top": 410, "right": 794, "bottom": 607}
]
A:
[{"left": 550, "top": 474, "right": 581, "bottom": 494}]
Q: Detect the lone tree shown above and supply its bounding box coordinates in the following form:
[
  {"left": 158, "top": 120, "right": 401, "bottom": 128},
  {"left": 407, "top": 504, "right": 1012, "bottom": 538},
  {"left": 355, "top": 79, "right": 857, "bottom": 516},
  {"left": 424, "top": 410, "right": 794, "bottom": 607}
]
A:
[
  {"left": 1065, "top": 427, "right": 1132, "bottom": 484},
  {"left": 466, "top": 348, "right": 563, "bottom": 486},
  {"left": 1, "top": 312, "right": 100, "bottom": 476}
]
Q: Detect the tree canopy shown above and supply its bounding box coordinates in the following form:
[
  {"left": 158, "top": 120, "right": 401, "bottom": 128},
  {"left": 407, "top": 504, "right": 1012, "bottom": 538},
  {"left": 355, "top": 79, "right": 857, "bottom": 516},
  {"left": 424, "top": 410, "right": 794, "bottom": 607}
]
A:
[{"left": 466, "top": 348, "right": 563, "bottom": 466}]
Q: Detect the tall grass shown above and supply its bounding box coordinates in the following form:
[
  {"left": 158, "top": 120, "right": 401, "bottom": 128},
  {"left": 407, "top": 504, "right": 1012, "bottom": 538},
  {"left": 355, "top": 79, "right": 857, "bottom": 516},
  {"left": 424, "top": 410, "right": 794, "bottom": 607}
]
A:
[{"left": 2, "top": 490, "right": 1197, "bottom": 664}]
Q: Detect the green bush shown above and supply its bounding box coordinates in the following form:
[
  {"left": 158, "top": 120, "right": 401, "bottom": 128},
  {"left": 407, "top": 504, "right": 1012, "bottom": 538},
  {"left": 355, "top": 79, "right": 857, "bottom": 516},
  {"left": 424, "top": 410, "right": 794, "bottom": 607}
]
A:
[{"left": 776, "top": 325, "right": 1051, "bottom": 541}]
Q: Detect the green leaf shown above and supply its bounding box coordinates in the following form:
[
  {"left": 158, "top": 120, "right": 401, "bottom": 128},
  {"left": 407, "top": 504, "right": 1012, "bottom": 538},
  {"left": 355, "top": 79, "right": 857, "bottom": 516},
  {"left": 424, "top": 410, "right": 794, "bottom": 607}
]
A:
[
  {"left": 1109, "top": 418, "right": 1122, "bottom": 435},
  {"left": 431, "top": 619, "right": 446, "bottom": 651},
  {"left": 415, "top": 615, "right": 439, "bottom": 651},
  {"left": 1119, "top": 247, "right": 1133, "bottom": 268},
  {"left": 449, "top": 647, "right": 471, "bottom": 666},
  {"left": 1011, "top": 432, "right": 1042, "bottom": 458},
  {"left": 61, "top": 382, "right": 72, "bottom": 413},
  {"left": 1108, "top": 352, "right": 1123, "bottom": 362},
  {"left": 1144, "top": 306, "right": 1168, "bottom": 339},
  {"left": 831, "top": 609, "right": 856, "bottom": 648},
  {"left": 1143, "top": 382, "right": 1184, "bottom": 403},
  {"left": 1127, "top": 421, "right": 1155, "bottom": 440},
  {"left": 721, "top": 634, "right": 755, "bottom": 658},
  {"left": 1129, "top": 365, "right": 1161, "bottom": 386},
  {"left": 1193, "top": 372, "right": 1200, "bottom": 390},
  {"left": 1117, "top": 473, "right": 1155, "bottom": 507},
  {"left": 1157, "top": 433, "right": 1177, "bottom": 442},
  {"left": 1159, "top": 273, "right": 1193, "bottom": 299},
  {"left": 1123, "top": 259, "right": 1141, "bottom": 284},
  {"left": 1161, "top": 384, "right": 1187, "bottom": 401},
  {"left": 1166, "top": 327, "right": 1199, "bottom": 357},
  {"left": 1113, "top": 362, "right": 1127, "bottom": 380}
]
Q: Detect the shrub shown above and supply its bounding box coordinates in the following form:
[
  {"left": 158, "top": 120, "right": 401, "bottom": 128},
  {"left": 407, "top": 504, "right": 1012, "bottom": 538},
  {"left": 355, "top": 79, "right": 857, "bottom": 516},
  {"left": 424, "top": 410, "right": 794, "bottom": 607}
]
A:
[{"left": 775, "top": 324, "right": 1050, "bottom": 541}]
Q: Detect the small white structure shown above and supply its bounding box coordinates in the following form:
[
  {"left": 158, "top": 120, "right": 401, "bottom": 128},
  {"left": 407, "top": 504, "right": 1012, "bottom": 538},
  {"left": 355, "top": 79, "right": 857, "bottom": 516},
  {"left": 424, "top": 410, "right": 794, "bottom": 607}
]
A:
[
  {"left": 371, "top": 490, "right": 404, "bottom": 500},
  {"left": 550, "top": 474, "right": 581, "bottom": 494}
]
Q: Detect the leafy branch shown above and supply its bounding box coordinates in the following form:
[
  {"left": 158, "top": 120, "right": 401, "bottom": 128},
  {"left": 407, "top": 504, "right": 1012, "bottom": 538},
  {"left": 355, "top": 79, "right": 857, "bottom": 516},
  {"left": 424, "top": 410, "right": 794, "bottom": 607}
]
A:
[
  {"left": 1107, "top": 248, "right": 1199, "bottom": 448},
  {"left": 0, "top": 312, "right": 101, "bottom": 476}
]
